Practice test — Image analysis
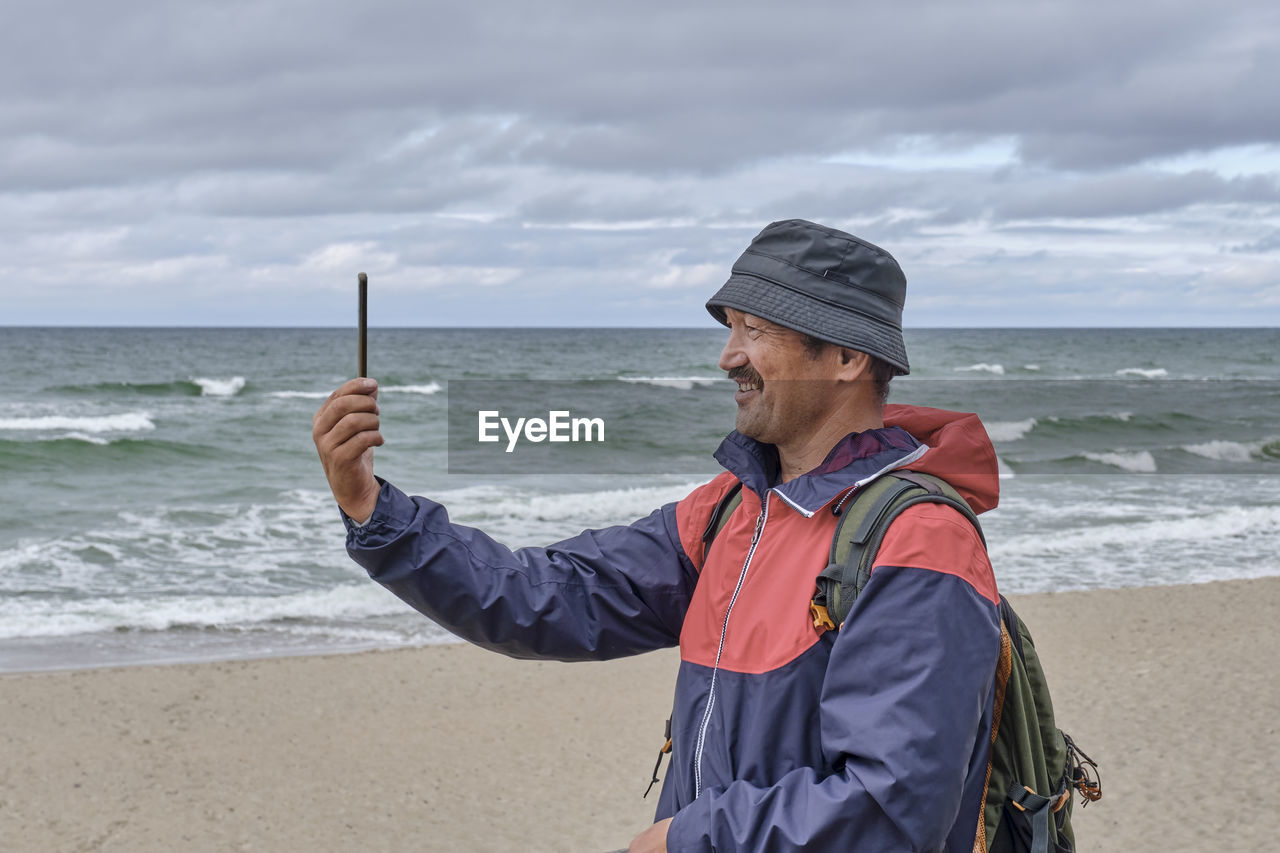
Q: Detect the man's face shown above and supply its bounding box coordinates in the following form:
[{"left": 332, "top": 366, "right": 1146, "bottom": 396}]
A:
[{"left": 716, "top": 308, "right": 842, "bottom": 446}]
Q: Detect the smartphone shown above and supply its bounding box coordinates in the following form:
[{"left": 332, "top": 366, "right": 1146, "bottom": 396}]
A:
[{"left": 358, "top": 272, "right": 368, "bottom": 378}]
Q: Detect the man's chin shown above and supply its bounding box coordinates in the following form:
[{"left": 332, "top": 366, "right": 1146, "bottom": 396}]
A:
[{"left": 733, "top": 416, "right": 765, "bottom": 442}]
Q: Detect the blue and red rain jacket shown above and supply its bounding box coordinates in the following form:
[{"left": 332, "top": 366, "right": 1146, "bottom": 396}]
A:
[{"left": 345, "top": 404, "right": 1003, "bottom": 852}]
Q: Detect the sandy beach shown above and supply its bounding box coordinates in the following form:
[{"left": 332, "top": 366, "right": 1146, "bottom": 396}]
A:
[{"left": 3, "top": 576, "right": 1277, "bottom": 852}]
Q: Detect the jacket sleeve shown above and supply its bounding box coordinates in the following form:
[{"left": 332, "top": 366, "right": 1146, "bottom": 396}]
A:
[
  {"left": 344, "top": 479, "right": 701, "bottom": 661},
  {"left": 666, "top": 506, "right": 1002, "bottom": 851}
]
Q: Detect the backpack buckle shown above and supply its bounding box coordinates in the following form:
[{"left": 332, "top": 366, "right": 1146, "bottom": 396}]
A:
[{"left": 810, "top": 602, "right": 835, "bottom": 632}]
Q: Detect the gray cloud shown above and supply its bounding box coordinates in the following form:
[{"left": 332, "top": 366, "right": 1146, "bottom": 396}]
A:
[
  {"left": 10, "top": 1, "right": 1280, "bottom": 180},
  {"left": 989, "top": 170, "right": 1280, "bottom": 220},
  {"left": 1229, "top": 230, "right": 1280, "bottom": 253},
  {"left": 3, "top": 0, "right": 1280, "bottom": 326}
]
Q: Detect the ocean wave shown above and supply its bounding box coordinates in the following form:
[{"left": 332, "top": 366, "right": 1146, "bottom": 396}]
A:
[
  {"left": 1115, "top": 367, "right": 1168, "bottom": 379},
  {"left": 442, "top": 481, "right": 704, "bottom": 545},
  {"left": 986, "top": 418, "right": 1037, "bottom": 443},
  {"left": 269, "top": 390, "right": 331, "bottom": 399},
  {"left": 953, "top": 363, "right": 1005, "bottom": 375},
  {"left": 49, "top": 379, "right": 203, "bottom": 397},
  {"left": 1032, "top": 411, "right": 1138, "bottom": 433},
  {"left": 0, "top": 437, "right": 216, "bottom": 472},
  {"left": 446, "top": 480, "right": 702, "bottom": 519},
  {"left": 618, "top": 376, "right": 722, "bottom": 390},
  {"left": 0, "top": 412, "right": 155, "bottom": 434},
  {"left": 193, "top": 376, "right": 246, "bottom": 396},
  {"left": 0, "top": 584, "right": 409, "bottom": 640},
  {"left": 0, "top": 489, "right": 343, "bottom": 592},
  {"left": 270, "top": 382, "right": 441, "bottom": 398},
  {"left": 991, "top": 504, "right": 1280, "bottom": 563},
  {"left": 978, "top": 412, "right": 1139, "bottom": 447},
  {"left": 60, "top": 432, "right": 111, "bottom": 445},
  {"left": 1081, "top": 450, "right": 1158, "bottom": 473},
  {"left": 0, "top": 484, "right": 712, "bottom": 641},
  {"left": 1182, "top": 439, "right": 1274, "bottom": 463},
  {"left": 49, "top": 375, "right": 246, "bottom": 398},
  {"left": 381, "top": 382, "right": 442, "bottom": 395}
]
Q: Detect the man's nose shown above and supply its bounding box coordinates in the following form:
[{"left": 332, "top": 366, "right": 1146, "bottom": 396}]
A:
[{"left": 718, "top": 334, "right": 747, "bottom": 372}]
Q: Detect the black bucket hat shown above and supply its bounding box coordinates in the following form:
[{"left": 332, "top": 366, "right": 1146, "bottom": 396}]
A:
[{"left": 706, "top": 219, "right": 910, "bottom": 374}]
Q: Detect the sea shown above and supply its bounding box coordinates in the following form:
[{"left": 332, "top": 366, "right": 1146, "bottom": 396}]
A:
[{"left": 2, "top": 327, "right": 1278, "bottom": 673}]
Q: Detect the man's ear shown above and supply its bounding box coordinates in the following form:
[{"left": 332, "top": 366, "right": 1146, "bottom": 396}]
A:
[{"left": 837, "top": 348, "right": 871, "bottom": 382}]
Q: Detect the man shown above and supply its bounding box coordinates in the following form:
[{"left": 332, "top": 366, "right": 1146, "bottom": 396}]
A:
[{"left": 313, "top": 219, "right": 1002, "bottom": 852}]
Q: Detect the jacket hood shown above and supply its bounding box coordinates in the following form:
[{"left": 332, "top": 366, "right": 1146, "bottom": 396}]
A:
[
  {"left": 715, "top": 426, "right": 928, "bottom": 517},
  {"left": 713, "top": 404, "right": 999, "bottom": 517},
  {"left": 884, "top": 404, "right": 1000, "bottom": 513}
]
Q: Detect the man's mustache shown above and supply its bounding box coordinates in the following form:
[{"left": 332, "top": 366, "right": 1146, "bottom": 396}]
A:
[{"left": 727, "top": 365, "right": 761, "bottom": 385}]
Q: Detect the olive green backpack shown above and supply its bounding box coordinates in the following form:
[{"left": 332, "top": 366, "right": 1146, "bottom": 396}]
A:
[{"left": 701, "top": 471, "right": 1102, "bottom": 852}]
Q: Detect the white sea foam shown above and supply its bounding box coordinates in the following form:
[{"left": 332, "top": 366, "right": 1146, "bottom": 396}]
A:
[
  {"left": 442, "top": 481, "right": 705, "bottom": 546},
  {"left": 194, "top": 376, "right": 246, "bottom": 396},
  {"left": 0, "top": 489, "right": 344, "bottom": 593},
  {"left": 270, "top": 383, "right": 440, "bottom": 398},
  {"left": 0, "top": 482, "right": 705, "bottom": 642},
  {"left": 986, "top": 418, "right": 1037, "bottom": 442},
  {"left": 0, "top": 584, "right": 410, "bottom": 640},
  {"left": 1115, "top": 367, "right": 1168, "bottom": 379},
  {"left": 996, "top": 457, "right": 1016, "bottom": 479},
  {"left": 619, "top": 376, "right": 721, "bottom": 390},
  {"left": 991, "top": 504, "right": 1280, "bottom": 563},
  {"left": 381, "top": 382, "right": 442, "bottom": 395},
  {"left": 1182, "top": 440, "right": 1259, "bottom": 463},
  {"left": 954, "top": 363, "right": 1005, "bottom": 375},
  {"left": 1082, "top": 450, "right": 1158, "bottom": 473},
  {"left": 268, "top": 390, "right": 331, "bottom": 399},
  {"left": 1056, "top": 412, "right": 1131, "bottom": 425},
  {"left": 1023, "top": 364, "right": 1041, "bottom": 371},
  {"left": 447, "top": 481, "right": 703, "bottom": 521},
  {"left": 69, "top": 432, "right": 112, "bottom": 445},
  {"left": 0, "top": 412, "right": 155, "bottom": 433}
]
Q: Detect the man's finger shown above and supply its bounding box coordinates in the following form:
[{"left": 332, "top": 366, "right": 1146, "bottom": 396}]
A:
[
  {"left": 324, "top": 431, "right": 384, "bottom": 470},
  {"left": 318, "top": 412, "right": 382, "bottom": 458},
  {"left": 331, "top": 412, "right": 382, "bottom": 449},
  {"left": 335, "top": 377, "right": 378, "bottom": 398},
  {"left": 315, "top": 378, "right": 379, "bottom": 420},
  {"left": 313, "top": 392, "right": 380, "bottom": 440}
]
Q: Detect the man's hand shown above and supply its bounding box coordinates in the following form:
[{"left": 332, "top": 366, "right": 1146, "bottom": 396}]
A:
[
  {"left": 628, "top": 818, "right": 671, "bottom": 853},
  {"left": 313, "top": 378, "right": 383, "bottom": 522}
]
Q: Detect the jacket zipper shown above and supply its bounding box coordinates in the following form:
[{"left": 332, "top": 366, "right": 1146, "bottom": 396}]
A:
[{"left": 692, "top": 491, "right": 770, "bottom": 798}]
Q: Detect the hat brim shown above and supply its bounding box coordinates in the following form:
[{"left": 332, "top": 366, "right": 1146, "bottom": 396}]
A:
[{"left": 707, "top": 274, "right": 910, "bottom": 374}]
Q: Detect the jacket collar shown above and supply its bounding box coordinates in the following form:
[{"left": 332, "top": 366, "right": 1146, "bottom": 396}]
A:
[{"left": 713, "top": 427, "right": 928, "bottom": 517}]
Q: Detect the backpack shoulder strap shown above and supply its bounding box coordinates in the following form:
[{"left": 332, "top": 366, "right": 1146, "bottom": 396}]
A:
[
  {"left": 700, "top": 480, "right": 743, "bottom": 558},
  {"left": 811, "top": 471, "right": 985, "bottom": 630}
]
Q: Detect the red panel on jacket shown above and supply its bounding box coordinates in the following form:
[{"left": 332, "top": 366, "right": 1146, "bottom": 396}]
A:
[
  {"left": 674, "top": 471, "right": 740, "bottom": 572},
  {"left": 679, "top": 492, "right": 837, "bottom": 674},
  {"left": 874, "top": 503, "right": 999, "bottom": 605}
]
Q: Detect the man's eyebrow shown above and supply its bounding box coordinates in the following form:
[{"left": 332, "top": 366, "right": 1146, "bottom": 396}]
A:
[
  {"left": 729, "top": 310, "right": 789, "bottom": 335},
  {"left": 750, "top": 315, "right": 794, "bottom": 334}
]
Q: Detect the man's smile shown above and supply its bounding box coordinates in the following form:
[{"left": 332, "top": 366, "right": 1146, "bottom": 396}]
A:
[{"left": 728, "top": 366, "right": 762, "bottom": 400}]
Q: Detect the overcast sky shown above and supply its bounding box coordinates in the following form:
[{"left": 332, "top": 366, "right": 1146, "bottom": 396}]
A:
[{"left": 3, "top": 0, "right": 1279, "bottom": 327}]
